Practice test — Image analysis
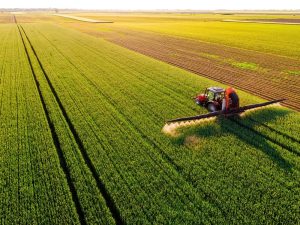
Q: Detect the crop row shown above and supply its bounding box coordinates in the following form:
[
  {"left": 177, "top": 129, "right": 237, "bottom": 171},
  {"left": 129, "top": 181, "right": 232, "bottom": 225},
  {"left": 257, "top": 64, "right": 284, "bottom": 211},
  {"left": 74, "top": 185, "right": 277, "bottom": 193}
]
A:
[{"left": 21, "top": 23, "right": 300, "bottom": 224}]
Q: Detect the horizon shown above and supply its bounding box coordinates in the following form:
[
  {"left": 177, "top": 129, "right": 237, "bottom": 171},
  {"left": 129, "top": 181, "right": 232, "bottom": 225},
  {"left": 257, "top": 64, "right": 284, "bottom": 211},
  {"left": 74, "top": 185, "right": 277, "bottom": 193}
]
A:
[
  {"left": 2, "top": 8, "right": 300, "bottom": 11},
  {"left": 1, "top": 0, "right": 300, "bottom": 11}
]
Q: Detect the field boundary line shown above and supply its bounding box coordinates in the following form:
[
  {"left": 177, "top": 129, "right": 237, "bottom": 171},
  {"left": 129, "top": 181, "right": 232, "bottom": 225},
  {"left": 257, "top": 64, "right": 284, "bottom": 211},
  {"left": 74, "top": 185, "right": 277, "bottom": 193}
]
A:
[{"left": 19, "top": 24, "right": 124, "bottom": 225}]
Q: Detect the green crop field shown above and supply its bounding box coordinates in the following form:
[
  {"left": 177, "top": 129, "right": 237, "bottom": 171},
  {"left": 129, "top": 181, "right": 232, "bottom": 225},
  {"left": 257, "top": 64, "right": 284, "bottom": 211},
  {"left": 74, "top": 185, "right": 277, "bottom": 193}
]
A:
[{"left": 0, "top": 13, "right": 300, "bottom": 224}]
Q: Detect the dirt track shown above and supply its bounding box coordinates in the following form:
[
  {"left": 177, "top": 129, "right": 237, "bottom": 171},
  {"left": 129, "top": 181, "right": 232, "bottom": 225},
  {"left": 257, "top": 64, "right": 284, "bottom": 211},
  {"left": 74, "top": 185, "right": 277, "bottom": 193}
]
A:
[
  {"left": 54, "top": 14, "right": 113, "bottom": 23},
  {"left": 99, "top": 29, "right": 300, "bottom": 111}
]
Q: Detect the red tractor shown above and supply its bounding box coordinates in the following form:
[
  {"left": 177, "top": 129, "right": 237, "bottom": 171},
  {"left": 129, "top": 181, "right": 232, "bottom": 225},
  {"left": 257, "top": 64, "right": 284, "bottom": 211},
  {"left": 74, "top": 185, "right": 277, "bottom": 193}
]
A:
[
  {"left": 195, "top": 87, "right": 239, "bottom": 112},
  {"left": 166, "top": 86, "right": 285, "bottom": 124}
]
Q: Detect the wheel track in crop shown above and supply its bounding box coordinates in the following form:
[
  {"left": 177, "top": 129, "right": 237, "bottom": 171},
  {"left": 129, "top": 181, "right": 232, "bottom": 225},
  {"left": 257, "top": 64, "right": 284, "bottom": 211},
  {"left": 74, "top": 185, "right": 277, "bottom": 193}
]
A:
[
  {"left": 17, "top": 22, "right": 123, "bottom": 225},
  {"left": 20, "top": 25, "right": 124, "bottom": 225},
  {"left": 230, "top": 118, "right": 300, "bottom": 157},
  {"left": 12, "top": 21, "right": 41, "bottom": 222},
  {"left": 15, "top": 22, "right": 59, "bottom": 222},
  {"left": 15, "top": 21, "right": 87, "bottom": 225},
  {"left": 249, "top": 118, "right": 300, "bottom": 144}
]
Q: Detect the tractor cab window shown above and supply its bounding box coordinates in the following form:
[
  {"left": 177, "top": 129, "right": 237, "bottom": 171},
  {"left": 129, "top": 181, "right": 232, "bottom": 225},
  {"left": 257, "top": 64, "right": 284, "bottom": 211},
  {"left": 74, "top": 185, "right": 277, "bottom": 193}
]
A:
[{"left": 207, "top": 91, "right": 214, "bottom": 101}]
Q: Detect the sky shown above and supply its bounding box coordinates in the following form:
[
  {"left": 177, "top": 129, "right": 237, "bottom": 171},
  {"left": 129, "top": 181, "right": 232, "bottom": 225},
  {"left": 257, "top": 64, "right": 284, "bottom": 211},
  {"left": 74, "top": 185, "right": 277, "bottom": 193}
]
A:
[{"left": 1, "top": 0, "right": 300, "bottom": 10}]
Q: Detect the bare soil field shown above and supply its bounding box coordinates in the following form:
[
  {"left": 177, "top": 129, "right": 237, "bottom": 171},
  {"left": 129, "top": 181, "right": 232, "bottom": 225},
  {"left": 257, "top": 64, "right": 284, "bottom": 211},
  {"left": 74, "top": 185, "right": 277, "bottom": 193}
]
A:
[
  {"left": 0, "top": 14, "right": 14, "bottom": 23},
  {"left": 99, "top": 29, "right": 300, "bottom": 111},
  {"left": 224, "top": 19, "right": 300, "bottom": 25}
]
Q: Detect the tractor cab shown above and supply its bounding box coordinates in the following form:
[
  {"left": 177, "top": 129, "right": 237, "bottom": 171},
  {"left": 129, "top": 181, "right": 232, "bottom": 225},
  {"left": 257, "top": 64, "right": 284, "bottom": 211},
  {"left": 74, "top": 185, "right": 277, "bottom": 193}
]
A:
[
  {"left": 195, "top": 87, "right": 225, "bottom": 112},
  {"left": 205, "top": 87, "right": 225, "bottom": 102}
]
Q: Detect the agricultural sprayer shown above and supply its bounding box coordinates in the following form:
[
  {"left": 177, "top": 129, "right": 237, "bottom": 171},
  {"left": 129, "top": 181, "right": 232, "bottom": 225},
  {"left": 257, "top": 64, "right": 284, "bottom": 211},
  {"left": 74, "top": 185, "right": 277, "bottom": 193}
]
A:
[{"left": 166, "top": 86, "right": 285, "bottom": 125}]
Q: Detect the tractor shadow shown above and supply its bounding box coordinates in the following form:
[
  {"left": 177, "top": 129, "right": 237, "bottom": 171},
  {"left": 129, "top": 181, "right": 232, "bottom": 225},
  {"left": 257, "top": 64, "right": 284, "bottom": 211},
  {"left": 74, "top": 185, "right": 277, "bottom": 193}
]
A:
[{"left": 172, "top": 107, "right": 293, "bottom": 171}]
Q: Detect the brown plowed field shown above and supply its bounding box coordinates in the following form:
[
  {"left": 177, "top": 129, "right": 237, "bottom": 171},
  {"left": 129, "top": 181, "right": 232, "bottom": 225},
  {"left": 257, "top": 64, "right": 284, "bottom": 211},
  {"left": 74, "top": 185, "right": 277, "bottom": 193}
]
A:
[
  {"left": 249, "top": 19, "right": 300, "bottom": 23},
  {"left": 98, "top": 29, "right": 300, "bottom": 111}
]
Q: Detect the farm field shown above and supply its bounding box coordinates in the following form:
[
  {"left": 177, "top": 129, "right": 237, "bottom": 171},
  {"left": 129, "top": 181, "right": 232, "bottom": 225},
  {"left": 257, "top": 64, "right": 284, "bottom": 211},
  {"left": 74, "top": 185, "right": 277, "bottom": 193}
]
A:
[{"left": 0, "top": 13, "right": 300, "bottom": 224}]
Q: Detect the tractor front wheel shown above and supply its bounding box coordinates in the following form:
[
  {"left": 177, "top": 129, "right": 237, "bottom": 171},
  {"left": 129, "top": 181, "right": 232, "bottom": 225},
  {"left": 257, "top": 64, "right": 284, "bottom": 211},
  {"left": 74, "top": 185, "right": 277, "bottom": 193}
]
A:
[{"left": 207, "top": 103, "right": 217, "bottom": 112}]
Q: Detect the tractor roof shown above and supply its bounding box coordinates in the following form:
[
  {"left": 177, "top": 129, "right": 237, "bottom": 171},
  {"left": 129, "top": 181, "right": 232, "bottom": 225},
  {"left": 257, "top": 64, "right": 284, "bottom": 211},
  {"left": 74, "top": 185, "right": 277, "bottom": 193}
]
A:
[{"left": 207, "top": 87, "right": 225, "bottom": 93}]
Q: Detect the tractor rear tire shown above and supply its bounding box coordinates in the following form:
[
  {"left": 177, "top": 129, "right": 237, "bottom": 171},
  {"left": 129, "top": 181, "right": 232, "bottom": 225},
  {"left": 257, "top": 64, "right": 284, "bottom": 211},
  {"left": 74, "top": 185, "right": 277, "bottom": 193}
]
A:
[
  {"left": 229, "top": 92, "right": 239, "bottom": 108},
  {"left": 208, "top": 103, "right": 217, "bottom": 112}
]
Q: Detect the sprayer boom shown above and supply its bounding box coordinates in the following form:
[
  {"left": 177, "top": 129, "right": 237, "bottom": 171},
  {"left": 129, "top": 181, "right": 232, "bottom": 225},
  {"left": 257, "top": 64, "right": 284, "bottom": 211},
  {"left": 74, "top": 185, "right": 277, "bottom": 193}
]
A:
[{"left": 167, "top": 99, "right": 286, "bottom": 124}]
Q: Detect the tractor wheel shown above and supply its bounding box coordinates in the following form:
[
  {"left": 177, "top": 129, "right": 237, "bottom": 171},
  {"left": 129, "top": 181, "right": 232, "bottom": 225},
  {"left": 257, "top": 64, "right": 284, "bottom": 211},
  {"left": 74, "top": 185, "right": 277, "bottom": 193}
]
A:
[
  {"left": 207, "top": 103, "right": 217, "bottom": 112},
  {"left": 229, "top": 92, "right": 239, "bottom": 108}
]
